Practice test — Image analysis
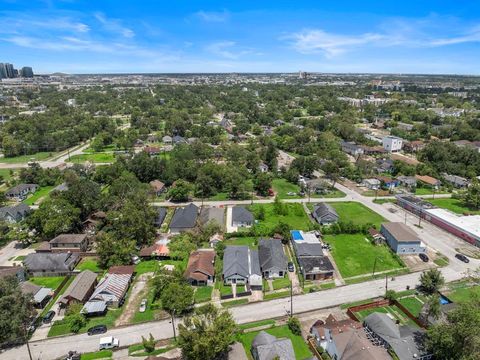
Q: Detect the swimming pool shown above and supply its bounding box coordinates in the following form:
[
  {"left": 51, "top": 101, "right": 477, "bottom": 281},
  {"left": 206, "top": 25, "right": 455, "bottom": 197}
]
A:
[{"left": 291, "top": 230, "right": 303, "bottom": 241}]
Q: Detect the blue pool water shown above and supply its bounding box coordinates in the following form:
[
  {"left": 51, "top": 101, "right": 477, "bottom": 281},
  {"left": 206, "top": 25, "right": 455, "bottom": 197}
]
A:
[
  {"left": 440, "top": 295, "right": 451, "bottom": 305},
  {"left": 291, "top": 230, "right": 303, "bottom": 241}
]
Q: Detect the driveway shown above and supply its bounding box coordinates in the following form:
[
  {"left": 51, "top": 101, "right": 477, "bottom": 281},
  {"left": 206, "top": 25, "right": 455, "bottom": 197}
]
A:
[
  {"left": 225, "top": 206, "right": 236, "bottom": 233},
  {"left": 0, "top": 241, "right": 35, "bottom": 266},
  {"left": 115, "top": 272, "right": 153, "bottom": 326}
]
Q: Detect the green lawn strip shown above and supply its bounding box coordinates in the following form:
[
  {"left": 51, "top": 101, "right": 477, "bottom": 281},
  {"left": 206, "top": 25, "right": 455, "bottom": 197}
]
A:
[
  {"left": 135, "top": 260, "right": 159, "bottom": 275},
  {"left": 38, "top": 276, "right": 74, "bottom": 322},
  {"left": 415, "top": 188, "right": 450, "bottom": 196},
  {"left": 76, "top": 257, "right": 101, "bottom": 272},
  {"left": 238, "top": 325, "right": 313, "bottom": 360},
  {"left": 272, "top": 179, "right": 302, "bottom": 199},
  {"left": 238, "top": 319, "right": 276, "bottom": 330},
  {"left": 249, "top": 203, "right": 311, "bottom": 234},
  {"left": 272, "top": 277, "right": 291, "bottom": 290},
  {"left": 263, "top": 291, "right": 290, "bottom": 301},
  {"left": 434, "top": 254, "right": 449, "bottom": 267},
  {"left": 447, "top": 284, "right": 480, "bottom": 303},
  {"left": 0, "top": 152, "right": 58, "bottom": 164},
  {"left": 355, "top": 305, "right": 418, "bottom": 327},
  {"left": 160, "top": 207, "right": 174, "bottom": 232},
  {"left": 23, "top": 186, "right": 55, "bottom": 205},
  {"left": 30, "top": 276, "right": 65, "bottom": 290},
  {"left": 373, "top": 198, "right": 396, "bottom": 204},
  {"left": 224, "top": 236, "right": 258, "bottom": 249},
  {"left": 129, "top": 345, "right": 175, "bottom": 357},
  {"left": 222, "top": 298, "right": 249, "bottom": 308},
  {"left": 429, "top": 198, "right": 480, "bottom": 215},
  {"left": 206, "top": 192, "right": 229, "bottom": 201},
  {"left": 397, "top": 296, "right": 425, "bottom": 317},
  {"left": 14, "top": 255, "right": 26, "bottom": 261},
  {"left": 324, "top": 233, "right": 405, "bottom": 278},
  {"left": 215, "top": 281, "right": 233, "bottom": 296},
  {"left": 67, "top": 153, "right": 116, "bottom": 163},
  {"left": 329, "top": 202, "right": 386, "bottom": 228},
  {"left": 131, "top": 286, "right": 163, "bottom": 324},
  {"left": 340, "top": 298, "right": 376, "bottom": 310},
  {"left": 343, "top": 268, "right": 410, "bottom": 285},
  {"left": 0, "top": 168, "right": 18, "bottom": 181},
  {"left": 80, "top": 350, "right": 113, "bottom": 360},
  {"left": 194, "top": 286, "right": 213, "bottom": 303}
]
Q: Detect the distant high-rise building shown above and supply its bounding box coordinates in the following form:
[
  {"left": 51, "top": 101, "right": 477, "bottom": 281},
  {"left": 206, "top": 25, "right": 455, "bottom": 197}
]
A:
[
  {"left": 0, "top": 63, "right": 6, "bottom": 79},
  {"left": 4, "top": 63, "right": 15, "bottom": 78},
  {"left": 21, "top": 67, "right": 34, "bottom": 78},
  {"left": 298, "top": 71, "right": 308, "bottom": 80}
]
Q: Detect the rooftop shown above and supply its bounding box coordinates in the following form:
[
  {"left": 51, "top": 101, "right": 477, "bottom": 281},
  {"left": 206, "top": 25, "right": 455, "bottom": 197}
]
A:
[{"left": 425, "top": 208, "right": 480, "bottom": 239}]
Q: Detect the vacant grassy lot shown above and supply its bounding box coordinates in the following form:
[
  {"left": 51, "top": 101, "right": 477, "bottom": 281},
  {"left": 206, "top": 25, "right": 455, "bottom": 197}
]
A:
[
  {"left": 329, "top": 202, "right": 386, "bottom": 228},
  {"left": 30, "top": 276, "right": 65, "bottom": 290},
  {"left": 272, "top": 179, "right": 302, "bottom": 199},
  {"left": 415, "top": 187, "right": 449, "bottom": 196},
  {"left": 23, "top": 186, "right": 55, "bottom": 205},
  {"left": 447, "top": 282, "right": 480, "bottom": 303},
  {"left": 397, "top": 296, "right": 425, "bottom": 317},
  {"left": 354, "top": 304, "right": 419, "bottom": 327},
  {"left": 67, "top": 153, "right": 115, "bottom": 163},
  {"left": 238, "top": 325, "right": 313, "bottom": 360},
  {"left": 0, "top": 152, "right": 57, "bottom": 163},
  {"left": 429, "top": 198, "right": 480, "bottom": 215},
  {"left": 324, "top": 233, "right": 405, "bottom": 278},
  {"left": 194, "top": 286, "right": 213, "bottom": 303},
  {"left": 224, "top": 236, "right": 258, "bottom": 249},
  {"left": 76, "top": 257, "right": 101, "bottom": 272},
  {"left": 250, "top": 203, "right": 310, "bottom": 234}
]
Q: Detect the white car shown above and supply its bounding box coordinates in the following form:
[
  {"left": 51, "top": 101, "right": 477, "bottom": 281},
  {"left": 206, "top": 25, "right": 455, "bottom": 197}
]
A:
[
  {"left": 139, "top": 299, "right": 147, "bottom": 313},
  {"left": 99, "top": 336, "right": 119, "bottom": 350}
]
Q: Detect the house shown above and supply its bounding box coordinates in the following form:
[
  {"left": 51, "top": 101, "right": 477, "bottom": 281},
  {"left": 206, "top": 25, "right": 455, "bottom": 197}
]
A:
[
  {"left": 382, "top": 136, "right": 403, "bottom": 152},
  {"left": 291, "top": 230, "right": 334, "bottom": 280},
  {"left": 88, "top": 266, "right": 134, "bottom": 307},
  {"left": 0, "top": 203, "right": 31, "bottom": 223},
  {"left": 23, "top": 252, "right": 80, "bottom": 276},
  {"left": 49, "top": 234, "right": 89, "bottom": 252},
  {"left": 368, "top": 228, "right": 385, "bottom": 244},
  {"left": 139, "top": 241, "right": 170, "bottom": 259},
  {"left": 5, "top": 183, "right": 38, "bottom": 201},
  {"left": 173, "top": 135, "right": 187, "bottom": 145},
  {"left": 184, "top": 249, "right": 215, "bottom": 286},
  {"left": 376, "top": 176, "right": 400, "bottom": 190},
  {"left": 59, "top": 270, "right": 97, "bottom": 307},
  {"left": 415, "top": 175, "right": 441, "bottom": 189},
  {"left": 53, "top": 183, "right": 69, "bottom": 192},
  {"left": 144, "top": 146, "right": 161, "bottom": 156},
  {"left": 362, "top": 178, "right": 381, "bottom": 190},
  {"left": 223, "top": 245, "right": 262, "bottom": 289},
  {"left": 380, "top": 222, "right": 426, "bottom": 254},
  {"left": 341, "top": 141, "right": 364, "bottom": 157},
  {"left": 396, "top": 176, "right": 417, "bottom": 189},
  {"left": 258, "top": 239, "right": 287, "bottom": 279},
  {"left": 312, "top": 203, "right": 339, "bottom": 225},
  {"left": 169, "top": 203, "right": 199, "bottom": 233},
  {"left": 310, "top": 314, "right": 390, "bottom": 360},
  {"left": 220, "top": 117, "right": 233, "bottom": 133},
  {"left": 81, "top": 300, "right": 108, "bottom": 317},
  {"left": 209, "top": 233, "right": 223, "bottom": 248},
  {"left": 0, "top": 265, "right": 26, "bottom": 281},
  {"left": 404, "top": 140, "right": 425, "bottom": 153},
  {"left": 258, "top": 162, "right": 269, "bottom": 173},
  {"left": 20, "top": 281, "right": 53, "bottom": 308},
  {"left": 232, "top": 206, "right": 254, "bottom": 228},
  {"left": 199, "top": 207, "right": 225, "bottom": 230},
  {"left": 162, "top": 135, "right": 173, "bottom": 144},
  {"left": 442, "top": 174, "right": 469, "bottom": 188},
  {"left": 364, "top": 312, "right": 432, "bottom": 360},
  {"left": 150, "top": 180, "right": 166, "bottom": 196},
  {"left": 154, "top": 207, "right": 167, "bottom": 227},
  {"left": 251, "top": 331, "right": 295, "bottom": 360},
  {"left": 82, "top": 211, "right": 106, "bottom": 235},
  {"left": 375, "top": 158, "right": 394, "bottom": 173}
]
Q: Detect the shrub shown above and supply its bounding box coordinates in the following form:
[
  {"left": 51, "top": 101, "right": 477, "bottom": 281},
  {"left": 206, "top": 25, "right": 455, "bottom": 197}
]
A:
[
  {"left": 287, "top": 316, "right": 301, "bottom": 335},
  {"left": 142, "top": 333, "right": 156, "bottom": 353}
]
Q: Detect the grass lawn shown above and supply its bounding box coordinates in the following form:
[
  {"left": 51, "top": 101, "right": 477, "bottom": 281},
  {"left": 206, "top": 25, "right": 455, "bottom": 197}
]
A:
[
  {"left": 272, "top": 179, "right": 301, "bottom": 199},
  {"left": 0, "top": 168, "right": 17, "bottom": 181},
  {"left": 84, "top": 144, "right": 117, "bottom": 153},
  {"left": 222, "top": 298, "right": 249, "bottom": 308},
  {"left": 131, "top": 286, "right": 165, "bottom": 324},
  {"left": 429, "top": 198, "right": 480, "bottom": 215},
  {"left": 238, "top": 319, "right": 275, "bottom": 330},
  {"left": 30, "top": 276, "right": 65, "bottom": 290},
  {"left": 329, "top": 202, "right": 386, "bottom": 228},
  {"left": 272, "top": 277, "right": 291, "bottom": 290},
  {"left": 0, "top": 152, "right": 57, "bottom": 163},
  {"left": 194, "top": 286, "right": 213, "bottom": 303},
  {"left": 447, "top": 283, "right": 480, "bottom": 303},
  {"left": 23, "top": 186, "right": 55, "bottom": 205},
  {"left": 324, "top": 233, "right": 405, "bottom": 278},
  {"left": 397, "top": 296, "right": 425, "bottom": 317},
  {"left": 67, "top": 153, "right": 116, "bottom": 163},
  {"left": 263, "top": 291, "right": 290, "bottom": 301},
  {"left": 250, "top": 203, "right": 310, "bottom": 234},
  {"left": 135, "top": 260, "right": 159, "bottom": 275},
  {"left": 207, "top": 192, "right": 229, "bottom": 201},
  {"left": 238, "top": 325, "right": 313, "bottom": 360},
  {"left": 415, "top": 187, "right": 449, "bottom": 196},
  {"left": 80, "top": 350, "right": 112, "bottom": 360},
  {"left": 354, "top": 304, "right": 419, "bottom": 328},
  {"left": 216, "top": 281, "right": 233, "bottom": 296},
  {"left": 224, "top": 236, "right": 258, "bottom": 249},
  {"left": 76, "top": 257, "right": 101, "bottom": 272}
]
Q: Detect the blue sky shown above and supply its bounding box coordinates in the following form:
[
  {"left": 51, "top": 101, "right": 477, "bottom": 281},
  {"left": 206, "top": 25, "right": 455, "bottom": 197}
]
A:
[{"left": 1, "top": 1, "right": 480, "bottom": 74}]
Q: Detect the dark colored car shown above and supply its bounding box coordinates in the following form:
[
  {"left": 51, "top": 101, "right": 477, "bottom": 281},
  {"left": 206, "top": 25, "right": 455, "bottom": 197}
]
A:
[
  {"left": 455, "top": 253, "right": 470, "bottom": 263},
  {"left": 287, "top": 262, "right": 294, "bottom": 272},
  {"left": 419, "top": 253, "right": 429, "bottom": 262},
  {"left": 42, "top": 310, "right": 55, "bottom": 324},
  {"left": 87, "top": 324, "right": 107, "bottom": 336}
]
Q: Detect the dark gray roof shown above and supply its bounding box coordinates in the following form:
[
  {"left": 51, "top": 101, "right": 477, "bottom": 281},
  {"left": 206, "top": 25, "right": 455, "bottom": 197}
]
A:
[
  {"left": 173, "top": 135, "right": 187, "bottom": 144},
  {"left": 199, "top": 207, "right": 225, "bottom": 229},
  {"left": 61, "top": 270, "right": 97, "bottom": 302},
  {"left": 154, "top": 207, "right": 167, "bottom": 227},
  {"left": 251, "top": 331, "right": 295, "bottom": 360},
  {"left": 54, "top": 183, "right": 69, "bottom": 192},
  {"left": 232, "top": 206, "right": 254, "bottom": 223},
  {"left": 23, "top": 253, "right": 79, "bottom": 272},
  {"left": 0, "top": 203, "right": 31, "bottom": 221},
  {"left": 169, "top": 203, "right": 198, "bottom": 229},
  {"left": 223, "top": 245, "right": 261, "bottom": 279},
  {"left": 6, "top": 183, "right": 37, "bottom": 196},
  {"left": 298, "top": 256, "right": 334, "bottom": 274},
  {"left": 364, "top": 313, "right": 401, "bottom": 339},
  {"left": 50, "top": 234, "right": 87, "bottom": 244},
  {"left": 293, "top": 242, "right": 324, "bottom": 257},
  {"left": 258, "top": 239, "right": 287, "bottom": 272},
  {"left": 313, "top": 203, "right": 339, "bottom": 221}
]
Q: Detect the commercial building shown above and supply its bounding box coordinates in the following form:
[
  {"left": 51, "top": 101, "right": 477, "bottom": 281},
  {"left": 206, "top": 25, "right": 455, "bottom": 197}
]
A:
[{"left": 380, "top": 222, "right": 426, "bottom": 254}]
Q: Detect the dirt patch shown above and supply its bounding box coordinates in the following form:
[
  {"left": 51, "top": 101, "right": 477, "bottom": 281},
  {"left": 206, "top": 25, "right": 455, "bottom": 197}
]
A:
[
  {"left": 402, "top": 251, "right": 437, "bottom": 272},
  {"left": 115, "top": 272, "right": 153, "bottom": 326}
]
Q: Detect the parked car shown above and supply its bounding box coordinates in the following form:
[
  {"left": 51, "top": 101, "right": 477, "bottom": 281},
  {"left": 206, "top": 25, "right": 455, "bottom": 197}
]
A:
[
  {"left": 455, "top": 253, "right": 470, "bottom": 263},
  {"left": 131, "top": 255, "right": 140, "bottom": 265},
  {"left": 65, "top": 351, "right": 80, "bottom": 360},
  {"left": 42, "top": 310, "right": 55, "bottom": 324},
  {"left": 287, "top": 262, "right": 294, "bottom": 272},
  {"left": 139, "top": 298, "right": 147, "bottom": 313},
  {"left": 87, "top": 325, "right": 107, "bottom": 336},
  {"left": 99, "top": 336, "right": 119, "bottom": 350},
  {"left": 419, "top": 253, "right": 429, "bottom": 262},
  {"left": 287, "top": 192, "right": 296, "bottom": 196}
]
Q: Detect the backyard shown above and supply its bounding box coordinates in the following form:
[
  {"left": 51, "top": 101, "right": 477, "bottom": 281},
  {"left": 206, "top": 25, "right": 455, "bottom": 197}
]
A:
[
  {"left": 238, "top": 325, "right": 313, "bottom": 360},
  {"left": 446, "top": 281, "right": 480, "bottom": 303},
  {"left": 353, "top": 304, "right": 419, "bottom": 328},
  {"left": 30, "top": 276, "right": 65, "bottom": 290},
  {"left": 397, "top": 295, "right": 426, "bottom": 317},
  {"left": 429, "top": 198, "right": 480, "bottom": 215},
  {"left": 224, "top": 236, "right": 258, "bottom": 249},
  {"left": 328, "top": 202, "right": 386, "bottom": 228},
  {"left": 75, "top": 257, "right": 102, "bottom": 272},
  {"left": 23, "top": 186, "right": 55, "bottom": 205},
  {"left": 249, "top": 203, "right": 311, "bottom": 234},
  {"left": 323, "top": 233, "right": 405, "bottom": 278}
]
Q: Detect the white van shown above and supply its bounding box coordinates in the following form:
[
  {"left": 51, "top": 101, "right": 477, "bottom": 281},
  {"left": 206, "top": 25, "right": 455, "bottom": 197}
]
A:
[{"left": 99, "top": 336, "right": 119, "bottom": 350}]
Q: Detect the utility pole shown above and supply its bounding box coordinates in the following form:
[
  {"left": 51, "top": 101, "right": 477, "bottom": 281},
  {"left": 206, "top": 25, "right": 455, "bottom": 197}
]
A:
[
  {"left": 24, "top": 325, "right": 33, "bottom": 360},
  {"left": 290, "top": 279, "right": 293, "bottom": 317},
  {"left": 385, "top": 273, "right": 388, "bottom": 293},
  {"left": 171, "top": 310, "right": 176, "bottom": 341},
  {"left": 372, "top": 257, "right": 378, "bottom": 276}
]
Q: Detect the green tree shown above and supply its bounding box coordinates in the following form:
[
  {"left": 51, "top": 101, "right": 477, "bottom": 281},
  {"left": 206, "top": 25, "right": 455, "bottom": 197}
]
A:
[
  {"left": 168, "top": 234, "right": 197, "bottom": 261},
  {"left": 0, "top": 276, "right": 35, "bottom": 344},
  {"left": 168, "top": 179, "right": 193, "bottom": 202},
  {"left": 419, "top": 268, "right": 445, "bottom": 295},
  {"left": 65, "top": 303, "right": 87, "bottom": 333},
  {"left": 161, "top": 282, "right": 194, "bottom": 315},
  {"left": 178, "top": 304, "right": 236, "bottom": 360},
  {"left": 142, "top": 333, "right": 156, "bottom": 353},
  {"left": 287, "top": 316, "right": 301, "bottom": 335},
  {"left": 463, "top": 180, "right": 480, "bottom": 210},
  {"left": 253, "top": 172, "right": 272, "bottom": 196},
  {"left": 96, "top": 232, "right": 136, "bottom": 268},
  {"left": 425, "top": 294, "right": 441, "bottom": 322}
]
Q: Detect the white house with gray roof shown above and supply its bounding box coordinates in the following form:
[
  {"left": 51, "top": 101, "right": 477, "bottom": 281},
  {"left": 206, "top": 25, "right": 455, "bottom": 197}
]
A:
[
  {"left": 169, "top": 203, "right": 199, "bottom": 233},
  {"left": 312, "top": 203, "right": 339, "bottom": 225},
  {"left": 258, "top": 239, "right": 287, "bottom": 279},
  {"left": 223, "top": 245, "right": 262, "bottom": 289},
  {"left": 232, "top": 206, "right": 254, "bottom": 228},
  {"left": 0, "top": 203, "right": 31, "bottom": 223}
]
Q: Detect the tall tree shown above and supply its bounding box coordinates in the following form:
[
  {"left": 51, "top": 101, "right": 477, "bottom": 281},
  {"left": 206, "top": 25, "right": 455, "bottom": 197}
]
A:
[
  {"left": 161, "top": 282, "right": 194, "bottom": 314},
  {"left": 463, "top": 180, "right": 480, "bottom": 210},
  {"left": 96, "top": 232, "right": 136, "bottom": 268},
  {"left": 419, "top": 268, "right": 445, "bottom": 295}
]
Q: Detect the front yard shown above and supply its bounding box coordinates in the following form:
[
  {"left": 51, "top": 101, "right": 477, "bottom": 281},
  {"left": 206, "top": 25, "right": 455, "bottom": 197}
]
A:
[
  {"left": 324, "top": 233, "right": 405, "bottom": 278},
  {"left": 194, "top": 286, "right": 213, "bottom": 303},
  {"left": 353, "top": 304, "right": 419, "bottom": 328},
  {"left": 249, "top": 203, "right": 311, "bottom": 234},
  {"left": 67, "top": 153, "right": 116, "bottom": 163},
  {"left": 328, "top": 202, "right": 386, "bottom": 228},
  {"left": 446, "top": 281, "right": 480, "bottom": 303}
]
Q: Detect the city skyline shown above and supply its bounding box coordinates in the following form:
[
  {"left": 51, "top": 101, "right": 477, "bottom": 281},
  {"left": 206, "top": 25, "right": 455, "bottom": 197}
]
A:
[{"left": 1, "top": 1, "right": 480, "bottom": 74}]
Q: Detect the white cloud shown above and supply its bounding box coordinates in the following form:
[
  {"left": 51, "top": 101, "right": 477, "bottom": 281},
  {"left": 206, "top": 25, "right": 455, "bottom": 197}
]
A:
[
  {"left": 195, "top": 10, "right": 229, "bottom": 23},
  {"left": 205, "top": 41, "right": 255, "bottom": 59},
  {"left": 94, "top": 12, "right": 135, "bottom": 38}
]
